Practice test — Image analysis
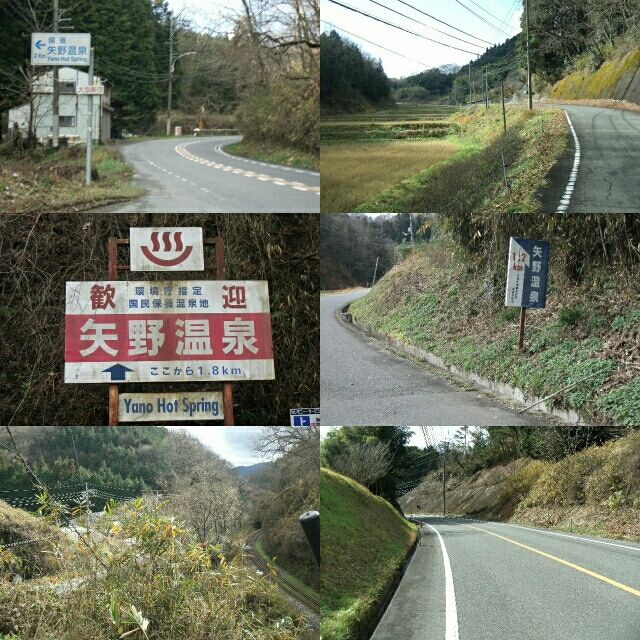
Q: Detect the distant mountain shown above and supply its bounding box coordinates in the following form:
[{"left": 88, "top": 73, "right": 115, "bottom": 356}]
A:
[{"left": 233, "top": 462, "right": 273, "bottom": 477}]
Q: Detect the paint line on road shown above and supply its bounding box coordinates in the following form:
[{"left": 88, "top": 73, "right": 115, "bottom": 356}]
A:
[
  {"left": 466, "top": 524, "right": 640, "bottom": 598},
  {"left": 213, "top": 142, "right": 319, "bottom": 177},
  {"left": 556, "top": 110, "right": 581, "bottom": 214},
  {"left": 424, "top": 523, "right": 460, "bottom": 640},
  {"left": 174, "top": 142, "right": 320, "bottom": 194},
  {"left": 489, "top": 521, "right": 640, "bottom": 553}
]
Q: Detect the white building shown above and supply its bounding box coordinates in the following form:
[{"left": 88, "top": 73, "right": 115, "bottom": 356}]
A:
[{"left": 8, "top": 67, "right": 112, "bottom": 144}]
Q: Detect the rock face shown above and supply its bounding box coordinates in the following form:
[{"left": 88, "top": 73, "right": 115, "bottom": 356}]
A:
[{"left": 550, "top": 48, "right": 640, "bottom": 104}]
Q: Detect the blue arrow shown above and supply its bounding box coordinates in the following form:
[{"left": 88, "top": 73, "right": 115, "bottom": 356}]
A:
[
  {"left": 102, "top": 364, "right": 133, "bottom": 381},
  {"left": 35, "top": 40, "right": 45, "bottom": 50}
]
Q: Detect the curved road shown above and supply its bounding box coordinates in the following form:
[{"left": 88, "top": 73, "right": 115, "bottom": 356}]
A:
[
  {"left": 372, "top": 516, "right": 640, "bottom": 640},
  {"left": 321, "top": 290, "right": 553, "bottom": 426},
  {"left": 541, "top": 104, "right": 640, "bottom": 213},
  {"left": 97, "top": 136, "right": 319, "bottom": 213}
]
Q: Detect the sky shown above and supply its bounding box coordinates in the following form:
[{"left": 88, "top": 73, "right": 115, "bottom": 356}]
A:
[
  {"left": 166, "top": 426, "right": 267, "bottom": 467},
  {"left": 321, "top": 0, "right": 523, "bottom": 78},
  {"left": 321, "top": 426, "right": 480, "bottom": 448},
  {"left": 167, "top": 0, "right": 241, "bottom": 32}
]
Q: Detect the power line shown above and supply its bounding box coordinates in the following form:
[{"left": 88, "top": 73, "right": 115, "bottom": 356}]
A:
[
  {"left": 464, "top": 0, "right": 514, "bottom": 28},
  {"left": 364, "top": 0, "right": 485, "bottom": 49},
  {"left": 392, "top": 0, "right": 494, "bottom": 45},
  {"left": 453, "top": 0, "right": 511, "bottom": 36},
  {"left": 321, "top": 21, "right": 434, "bottom": 67},
  {"left": 327, "top": 0, "right": 482, "bottom": 56}
]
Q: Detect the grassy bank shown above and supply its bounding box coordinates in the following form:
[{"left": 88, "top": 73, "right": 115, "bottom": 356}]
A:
[
  {"left": 401, "top": 430, "right": 640, "bottom": 542},
  {"left": 224, "top": 140, "right": 319, "bottom": 171},
  {"left": 349, "top": 237, "right": 640, "bottom": 425},
  {"left": 0, "top": 145, "right": 141, "bottom": 213},
  {"left": 0, "top": 499, "right": 308, "bottom": 640},
  {"left": 320, "top": 103, "right": 567, "bottom": 214},
  {"left": 321, "top": 468, "right": 416, "bottom": 640}
]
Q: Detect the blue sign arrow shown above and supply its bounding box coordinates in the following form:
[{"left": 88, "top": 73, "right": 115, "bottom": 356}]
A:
[
  {"left": 103, "top": 364, "right": 134, "bottom": 381},
  {"left": 35, "top": 40, "right": 45, "bottom": 50}
]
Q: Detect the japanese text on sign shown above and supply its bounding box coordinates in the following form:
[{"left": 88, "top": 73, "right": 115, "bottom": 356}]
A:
[
  {"left": 64, "top": 280, "right": 274, "bottom": 383},
  {"left": 31, "top": 33, "right": 91, "bottom": 66},
  {"left": 504, "top": 237, "right": 550, "bottom": 309}
]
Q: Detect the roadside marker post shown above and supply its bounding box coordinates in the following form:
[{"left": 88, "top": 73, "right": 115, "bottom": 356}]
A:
[
  {"left": 85, "top": 47, "right": 95, "bottom": 186},
  {"left": 504, "top": 237, "right": 551, "bottom": 352}
]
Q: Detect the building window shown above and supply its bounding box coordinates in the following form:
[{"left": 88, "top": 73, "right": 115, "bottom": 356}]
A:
[
  {"left": 59, "top": 115, "right": 76, "bottom": 127},
  {"left": 59, "top": 82, "right": 76, "bottom": 94}
]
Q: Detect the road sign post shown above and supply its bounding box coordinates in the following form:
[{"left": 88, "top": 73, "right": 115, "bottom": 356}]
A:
[
  {"left": 85, "top": 47, "right": 95, "bottom": 186},
  {"left": 290, "top": 408, "right": 320, "bottom": 427},
  {"left": 505, "top": 237, "right": 551, "bottom": 352},
  {"left": 68, "top": 232, "right": 271, "bottom": 425}
]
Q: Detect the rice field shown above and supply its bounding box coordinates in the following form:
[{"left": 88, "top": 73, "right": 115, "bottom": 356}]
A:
[
  {"left": 320, "top": 139, "right": 459, "bottom": 213},
  {"left": 320, "top": 104, "right": 462, "bottom": 212}
]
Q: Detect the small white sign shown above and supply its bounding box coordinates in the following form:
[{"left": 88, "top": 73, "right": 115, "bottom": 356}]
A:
[
  {"left": 119, "top": 392, "right": 224, "bottom": 422},
  {"left": 130, "top": 227, "right": 204, "bottom": 272},
  {"left": 31, "top": 33, "right": 91, "bottom": 66},
  {"left": 77, "top": 85, "right": 104, "bottom": 95},
  {"left": 290, "top": 408, "right": 320, "bottom": 427}
]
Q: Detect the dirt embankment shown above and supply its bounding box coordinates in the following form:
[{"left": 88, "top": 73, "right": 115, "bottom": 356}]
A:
[{"left": 400, "top": 430, "right": 640, "bottom": 542}]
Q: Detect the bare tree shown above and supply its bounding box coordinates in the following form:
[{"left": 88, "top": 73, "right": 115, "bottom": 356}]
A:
[
  {"left": 253, "top": 426, "right": 319, "bottom": 465},
  {"left": 330, "top": 440, "right": 393, "bottom": 487}
]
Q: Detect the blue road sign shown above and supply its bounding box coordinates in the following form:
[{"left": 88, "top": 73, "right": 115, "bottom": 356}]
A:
[{"left": 505, "top": 237, "right": 550, "bottom": 309}]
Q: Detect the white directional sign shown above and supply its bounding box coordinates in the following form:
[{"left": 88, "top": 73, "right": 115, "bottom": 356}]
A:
[
  {"left": 130, "top": 228, "right": 204, "bottom": 272},
  {"left": 77, "top": 85, "right": 104, "bottom": 95},
  {"left": 31, "top": 33, "right": 91, "bottom": 66},
  {"left": 64, "top": 280, "right": 274, "bottom": 383},
  {"left": 118, "top": 392, "right": 224, "bottom": 422}
]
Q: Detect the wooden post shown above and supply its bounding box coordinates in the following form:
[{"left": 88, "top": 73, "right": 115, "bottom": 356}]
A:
[
  {"left": 214, "top": 237, "right": 235, "bottom": 426},
  {"left": 519, "top": 307, "right": 527, "bottom": 352},
  {"left": 107, "top": 239, "right": 119, "bottom": 426}
]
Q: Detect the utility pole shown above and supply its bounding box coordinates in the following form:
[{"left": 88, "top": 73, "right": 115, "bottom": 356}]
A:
[
  {"left": 485, "top": 69, "right": 489, "bottom": 109},
  {"left": 442, "top": 441, "right": 447, "bottom": 516},
  {"left": 166, "top": 16, "right": 174, "bottom": 137},
  {"left": 85, "top": 483, "right": 91, "bottom": 534},
  {"left": 468, "top": 60, "right": 471, "bottom": 106},
  {"left": 408, "top": 214, "right": 414, "bottom": 244},
  {"left": 371, "top": 256, "right": 380, "bottom": 287},
  {"left": 52, "top": 0, "right": 59, "bottom": 148},
  {"left": 525, "top": 0, "right": 533, "bottom": 110},
  {"left": 85, "top": 47, "right": 94, "bottom": 186},
  {"left": 463, "top": 427, "right": 468, "bottom": 458},
  {"left": 501, "top": 81, "right": 507, "bottom": 133}
]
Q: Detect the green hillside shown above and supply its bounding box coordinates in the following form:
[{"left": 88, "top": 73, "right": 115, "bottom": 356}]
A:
[{"left": 321, "top": 468, "right": 416, "bottom": 640}]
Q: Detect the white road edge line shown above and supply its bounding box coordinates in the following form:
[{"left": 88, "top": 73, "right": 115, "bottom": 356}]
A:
[
  {"left": 556, "top": 109, "right": 581, "bottom": 214},
  {"left": 424, "top": 523, "right": 460, "bottom": 640}
]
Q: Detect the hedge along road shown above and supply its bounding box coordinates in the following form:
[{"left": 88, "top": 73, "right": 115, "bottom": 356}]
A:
[
  {"left": 372, "top": 516, "right": 640, "bottom": 640},
  {"left": 320, "top": 289, "right": 553, "bottom": 426},
  {"left": 540, "top": 104, "right": 640, "bottom": 213},
  {"left": 96, "top": 136, "right": 320, "bottom": 213}
]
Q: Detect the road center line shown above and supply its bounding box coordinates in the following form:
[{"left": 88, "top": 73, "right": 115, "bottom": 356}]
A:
[
  {"left": 556, "top": 110, "right": 581, "bottom": 213},
  {"left": 424, "top": 523, "right": 460, "bottom": 640},
  {"left": 465, "top": 524, "right": 640, "bottom": 598}
]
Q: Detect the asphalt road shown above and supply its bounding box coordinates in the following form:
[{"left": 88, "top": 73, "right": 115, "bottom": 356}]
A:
[
  {"left": 540, "top": 104, "right": 640, "bottom": 213},
  {"left": 372, "top": 516, "right": 640, "bottom": 640},
  {"left": 96, "top": 136, "right": 320, "bottom": 213},
  {"left": 320, "top": 290, "right": 552, "bottom": 426}
]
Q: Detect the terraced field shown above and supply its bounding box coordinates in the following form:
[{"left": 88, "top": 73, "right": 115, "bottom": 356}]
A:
[{"left": 320, "top": 104, "right": 463, "bottom": 212}]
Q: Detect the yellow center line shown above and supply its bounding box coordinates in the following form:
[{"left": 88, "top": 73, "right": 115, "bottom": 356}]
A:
[{"left": 465, "top": 524, "right": 640, "bottom": 598}]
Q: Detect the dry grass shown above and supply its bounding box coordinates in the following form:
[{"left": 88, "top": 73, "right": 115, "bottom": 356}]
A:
[{"left": 320, "top": 140, "right": 458, "bottom": 213}]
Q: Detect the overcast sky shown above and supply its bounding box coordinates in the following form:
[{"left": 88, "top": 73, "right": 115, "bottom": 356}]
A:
[
  {"left": 321, "top": 0, "right": 523, "bottom": 78},
  {"left": 167, "top": 0, "right": 242, "bottom": 32},
  {"left": 321, "top": 426, "right": 479, "bottom": 448},
  {"left": 166, "top": 426, "right": 267, "bottom": 467}
]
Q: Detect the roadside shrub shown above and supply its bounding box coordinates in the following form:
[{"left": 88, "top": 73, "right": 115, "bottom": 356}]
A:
[
  {"left": 522, "top": 446, "right": 609, "bottom": 507},
  {"left": 501, "top": 460, "right": 551, "bottom": 503},
  {"left": 557, "top": 306, "right": 585, "bottom": 327}
]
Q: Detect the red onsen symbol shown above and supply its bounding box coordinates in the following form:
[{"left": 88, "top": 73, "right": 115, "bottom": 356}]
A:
[{"left": 141, "top": 231, "right": 193, "bottom": 266}]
